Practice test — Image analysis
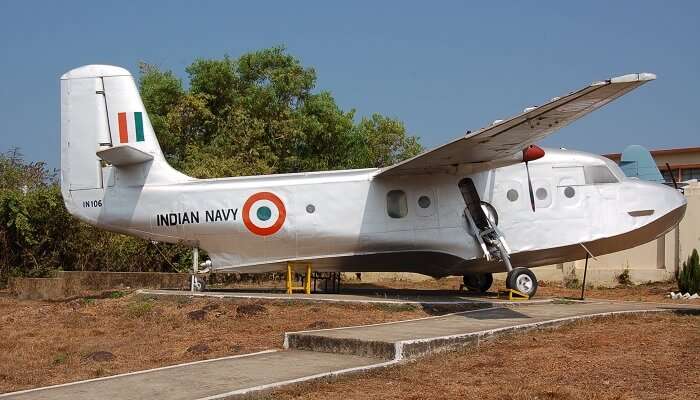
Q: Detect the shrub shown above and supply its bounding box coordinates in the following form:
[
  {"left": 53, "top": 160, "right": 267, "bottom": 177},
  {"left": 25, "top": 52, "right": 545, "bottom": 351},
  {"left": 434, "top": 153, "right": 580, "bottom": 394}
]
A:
[
  {"left": 678, "top": 249, "right": 700, "bottom": 295},
  {"left": 616, "top": 268, "right": 632, "bottom": 286},
  {"left": 127, "top": 300, "right": 154, "bottom": 318},
  {"left": 563, "top": 268, "right": 580, "bottom": 289}
]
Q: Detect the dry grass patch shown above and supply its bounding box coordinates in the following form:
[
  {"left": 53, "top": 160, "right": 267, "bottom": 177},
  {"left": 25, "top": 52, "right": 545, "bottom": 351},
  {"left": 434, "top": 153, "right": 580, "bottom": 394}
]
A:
[
  {"left": 0, "top": 293, "right": 428, "bottom": 393},
  {"left": 271, "top": 312, "right": 700, "bottom": 400}
]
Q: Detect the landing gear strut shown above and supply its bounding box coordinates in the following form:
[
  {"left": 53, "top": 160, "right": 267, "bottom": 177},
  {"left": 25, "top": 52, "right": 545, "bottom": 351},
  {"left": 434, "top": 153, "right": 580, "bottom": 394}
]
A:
[
  {"left": 463, "top": 273, "right": 493, "bottom": 293},
  {"left": 506, "top": 267, "right": 538, "bottom": 297}
]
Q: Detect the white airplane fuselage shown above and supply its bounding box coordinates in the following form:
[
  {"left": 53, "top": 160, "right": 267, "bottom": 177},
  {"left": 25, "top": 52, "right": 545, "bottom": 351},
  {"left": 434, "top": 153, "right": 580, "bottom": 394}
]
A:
[{"left": 66, "top": 148, "right": 687, "bottom": 277}]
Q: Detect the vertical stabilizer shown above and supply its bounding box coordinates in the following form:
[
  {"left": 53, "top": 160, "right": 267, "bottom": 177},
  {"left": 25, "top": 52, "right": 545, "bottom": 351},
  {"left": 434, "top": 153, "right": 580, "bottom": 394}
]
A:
[
  {"left": 60, "top": 65, "right": 189, "bottom": 222},
  {"left": 619, "top": 145, "right": 664, "bottom": 182}
]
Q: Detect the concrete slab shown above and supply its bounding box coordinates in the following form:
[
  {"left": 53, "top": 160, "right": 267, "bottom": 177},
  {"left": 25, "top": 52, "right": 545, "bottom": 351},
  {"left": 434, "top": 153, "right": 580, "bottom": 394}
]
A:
[
  {"left": 141, "top": 288, "right": 554, "bottom": 306},
  {"left": 285, "top": 301, "right": 697, "bottom": 360},
  {"left": 0, "top": 350, "right": 385, "bottom": 400}
]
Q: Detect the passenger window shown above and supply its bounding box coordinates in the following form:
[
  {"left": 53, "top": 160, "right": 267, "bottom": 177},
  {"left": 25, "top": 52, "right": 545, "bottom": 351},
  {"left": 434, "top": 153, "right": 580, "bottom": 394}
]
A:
[
  {"left": 418, "top": 196, "right": 431, "bottom": 208},
  {"left": 536, "top": 187, "right": 548, "bottom": 200},
  {"left": 387, "top": 190, "right": 408, "bottom": 218},
  {"left": 584, "top": 165, "right": 618, "bottom": 184}
]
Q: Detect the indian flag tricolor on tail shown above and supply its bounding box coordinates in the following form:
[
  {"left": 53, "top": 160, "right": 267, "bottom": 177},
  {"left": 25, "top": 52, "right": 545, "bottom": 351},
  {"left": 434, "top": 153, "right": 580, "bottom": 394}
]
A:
[{"left": 117, "top": 111, "right": 145, "bottom": 143}]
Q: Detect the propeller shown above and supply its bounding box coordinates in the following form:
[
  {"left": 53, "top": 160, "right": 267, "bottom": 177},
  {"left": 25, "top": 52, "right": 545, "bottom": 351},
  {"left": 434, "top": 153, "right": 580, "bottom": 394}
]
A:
[{"left": 522, "top": 145, "right": 545, "bottom": 212}]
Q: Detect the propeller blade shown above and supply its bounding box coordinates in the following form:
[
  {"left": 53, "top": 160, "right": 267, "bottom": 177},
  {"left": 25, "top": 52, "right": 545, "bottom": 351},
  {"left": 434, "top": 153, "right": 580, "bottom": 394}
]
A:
[{"left": 525, "top": 161, "right": 535, "bottom": 212}]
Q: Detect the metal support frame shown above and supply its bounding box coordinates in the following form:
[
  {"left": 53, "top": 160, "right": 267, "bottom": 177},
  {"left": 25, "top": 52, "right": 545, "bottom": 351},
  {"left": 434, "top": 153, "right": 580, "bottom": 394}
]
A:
[
  {"left": 286, "top": 262, "right": 312, "bottom": 294},
  {"left": 580, "top": 253, "right": 589, "bottom": 300},
  {"left": 464, "top": 206, "right": 514, "bottom": 272},
  {"left": 190, "top": 246, "right": 199, "bottom": 292}
]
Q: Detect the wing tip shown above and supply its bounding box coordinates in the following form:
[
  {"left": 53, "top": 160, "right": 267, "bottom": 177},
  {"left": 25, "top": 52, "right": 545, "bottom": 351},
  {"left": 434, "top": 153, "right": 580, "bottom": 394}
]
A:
[{"left": 593, "top": 72, "right": 656, "bottom": 86}]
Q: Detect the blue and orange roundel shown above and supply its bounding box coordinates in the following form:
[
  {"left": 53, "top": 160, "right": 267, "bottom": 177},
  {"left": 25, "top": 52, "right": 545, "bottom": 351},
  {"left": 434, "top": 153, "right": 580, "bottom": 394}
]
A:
[{"left": 242, "top": 192, "right": 286, "bottom": 236}]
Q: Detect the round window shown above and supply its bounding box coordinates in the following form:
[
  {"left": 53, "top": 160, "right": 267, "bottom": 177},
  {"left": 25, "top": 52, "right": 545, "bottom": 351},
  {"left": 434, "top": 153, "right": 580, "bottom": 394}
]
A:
[
  {"left": 506, "top": 189, "right": 519, "bottom": 202},
  {"left": 564, "top": 186, "right": 575, "bottom": 198},
  {"left": 418, "top": 196, "right": 431, "bottom": 209},
  {"left": 306, "top": 204, "right": 316, "bottom": 214},
  {"left": 536, "top": 187, "right": 548, "bottom": 200}
]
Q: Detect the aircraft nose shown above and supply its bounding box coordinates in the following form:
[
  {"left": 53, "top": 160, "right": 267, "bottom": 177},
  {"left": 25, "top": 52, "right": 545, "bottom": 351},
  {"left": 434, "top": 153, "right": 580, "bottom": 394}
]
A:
[
  {"left": 625, "top": 180, "right": 686, "bottom": 222},
  {"left": 659, "top": 183, "right": 687, "bottom": 224}
]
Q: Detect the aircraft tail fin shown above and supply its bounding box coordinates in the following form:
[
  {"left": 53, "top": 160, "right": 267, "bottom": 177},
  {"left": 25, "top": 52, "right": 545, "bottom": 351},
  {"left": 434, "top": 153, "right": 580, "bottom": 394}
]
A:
[
  {"left": 60, "top": 65, "right": 188, "bottom": 193},
  {"left": 618, "top": 145, "right": 664, "bottom": 182},
  {"left": 60, "top": 65, "right": 190, "bottom": 222}
]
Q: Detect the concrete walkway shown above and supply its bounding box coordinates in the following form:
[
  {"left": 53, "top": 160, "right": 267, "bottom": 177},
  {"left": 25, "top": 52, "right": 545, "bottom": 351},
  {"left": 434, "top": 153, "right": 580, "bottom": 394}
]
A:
[
  {"left": 3, "top": 301, "right": 697, "bottom": 400},
  {"left": 1, "top": 350, "right": 384, "bottom": 400},
  {"left": 141, "top": 288, "right": 554, "bottom": 306},
  {"left": 285, "top": 301, "right": 688, "bottom": 360}
]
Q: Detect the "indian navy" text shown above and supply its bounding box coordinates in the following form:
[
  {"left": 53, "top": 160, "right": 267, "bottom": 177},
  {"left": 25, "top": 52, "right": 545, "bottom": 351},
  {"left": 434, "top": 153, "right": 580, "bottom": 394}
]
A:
[{"left": 156, "top": 208, "right": 238, "bottom": 227}]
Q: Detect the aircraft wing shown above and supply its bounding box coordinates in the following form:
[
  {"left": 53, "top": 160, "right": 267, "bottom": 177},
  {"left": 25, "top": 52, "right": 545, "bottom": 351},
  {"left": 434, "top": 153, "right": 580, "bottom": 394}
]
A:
[{"left": 376, "top": 73, "right": 656, "bottom": 177}]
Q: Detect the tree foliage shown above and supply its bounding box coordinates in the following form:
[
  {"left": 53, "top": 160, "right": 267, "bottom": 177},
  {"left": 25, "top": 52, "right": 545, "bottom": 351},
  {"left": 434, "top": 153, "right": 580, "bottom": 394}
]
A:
[
  {"left": 139, "top": 46, "right": 421, "bottom": 178},
  {"left": 0, "top": 48, "right": 422, "bottom": 282},
  {"left": 0, "top": 150, "right": 194, "bottom": 283}
]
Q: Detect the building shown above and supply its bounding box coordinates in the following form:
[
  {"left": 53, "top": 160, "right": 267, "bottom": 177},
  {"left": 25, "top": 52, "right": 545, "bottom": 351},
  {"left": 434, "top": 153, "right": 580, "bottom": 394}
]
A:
[{"left": 604, "top": 146, "right": 700, "bottom": 183}]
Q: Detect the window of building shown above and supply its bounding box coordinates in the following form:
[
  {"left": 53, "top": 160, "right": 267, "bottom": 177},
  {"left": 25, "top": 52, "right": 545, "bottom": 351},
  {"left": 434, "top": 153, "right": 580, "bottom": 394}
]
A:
[
  {"left": 387, "top": 190, "right": 408, "bottom": 218},
  {"left": 660, "top": 169, "right": 675, "bottom": 183},
  {"left": 584, "top": 165, "right": 619, "bottom": 184},
  {"left": 681, "top": 168, "right": 700, "bottom": 181}
]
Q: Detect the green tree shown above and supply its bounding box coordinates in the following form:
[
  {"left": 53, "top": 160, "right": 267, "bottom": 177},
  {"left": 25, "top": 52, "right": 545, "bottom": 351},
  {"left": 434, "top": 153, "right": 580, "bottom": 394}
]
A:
[
  {"left": 140, "top": 46, "right": 422, "bottom": 178},
  {"left": 1, "top": 47, "right": 423, "bottom": 282}
]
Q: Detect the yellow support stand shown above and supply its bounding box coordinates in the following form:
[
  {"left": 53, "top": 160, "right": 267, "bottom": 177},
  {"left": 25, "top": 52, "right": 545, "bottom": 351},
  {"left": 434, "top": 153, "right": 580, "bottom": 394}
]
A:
[
  {"left": 498, "top": 288, "right": 530, "bottom": 301},
  {"left": 286, "top": 262, "right": 312, "bottom": 294}
]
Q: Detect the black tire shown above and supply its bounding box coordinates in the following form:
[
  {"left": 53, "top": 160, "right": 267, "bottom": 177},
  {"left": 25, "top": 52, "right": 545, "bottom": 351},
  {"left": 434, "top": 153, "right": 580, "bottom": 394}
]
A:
[
  {"left": 463, "top": 273, "right": 494, "bottom": 293},
  {"left": 506, "top": 267, "right": 538, "bottom": 297}
]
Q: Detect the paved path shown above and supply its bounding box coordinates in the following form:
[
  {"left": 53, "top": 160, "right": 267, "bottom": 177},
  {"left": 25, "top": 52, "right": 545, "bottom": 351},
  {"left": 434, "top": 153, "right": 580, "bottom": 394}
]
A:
[
  {"left": 3, "top": 301, "right": 697, "bottom": 400},
  {"left": 285, "top": 301, "right": 688, "bottom": 360},
  {"left": 142, "top": 288, "right": 554, "bottom": 306},
  {"left": 1, "top": 350, "right": 384, "bottom": 400}
]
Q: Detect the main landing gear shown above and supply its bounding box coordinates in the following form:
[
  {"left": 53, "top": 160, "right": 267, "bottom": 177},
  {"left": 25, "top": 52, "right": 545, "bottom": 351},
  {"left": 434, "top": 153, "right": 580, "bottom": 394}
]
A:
[{"left": 463, "top": 273, "right": 493, "bottom": 293}]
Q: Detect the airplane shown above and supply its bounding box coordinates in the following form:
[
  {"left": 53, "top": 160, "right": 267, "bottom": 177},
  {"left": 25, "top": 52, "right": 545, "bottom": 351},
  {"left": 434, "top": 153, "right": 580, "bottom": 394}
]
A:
[{"left": 59, "top": 65, "right": 687, "bottom": 297}]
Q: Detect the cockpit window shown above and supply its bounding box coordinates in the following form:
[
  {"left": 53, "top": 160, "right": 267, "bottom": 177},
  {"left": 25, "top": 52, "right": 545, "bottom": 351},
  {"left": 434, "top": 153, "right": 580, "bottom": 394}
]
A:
[{"left": 584, "top": 165, "right": 619, "bottom": 184}]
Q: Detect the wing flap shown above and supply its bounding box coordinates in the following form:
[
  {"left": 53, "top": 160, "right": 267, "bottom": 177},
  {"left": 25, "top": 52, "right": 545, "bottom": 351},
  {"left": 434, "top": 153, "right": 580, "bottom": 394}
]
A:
[{"left": 376, "top": 73, "right": 655, "bottom": 177}]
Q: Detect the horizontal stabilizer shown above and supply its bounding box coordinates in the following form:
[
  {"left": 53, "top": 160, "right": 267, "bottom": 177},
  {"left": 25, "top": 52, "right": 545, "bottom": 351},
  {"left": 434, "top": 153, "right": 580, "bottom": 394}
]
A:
[{"left": 96, "top": 145, "right": 154, "bottom": 166}]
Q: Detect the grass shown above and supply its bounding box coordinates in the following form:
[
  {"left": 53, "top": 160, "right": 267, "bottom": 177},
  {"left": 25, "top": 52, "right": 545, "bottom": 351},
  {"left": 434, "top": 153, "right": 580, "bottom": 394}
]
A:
[
  {"left": 126, "top": 300, "right": 154, "bottom": 318},
  {"left": 270, "top": 313, "right": 700, "bottom": 400},
  {"left": 51, "top": 353, "right": 67, "bottom": 365},
  {"left": 0, "top": 293, "right": 428, "bottom": 393}
]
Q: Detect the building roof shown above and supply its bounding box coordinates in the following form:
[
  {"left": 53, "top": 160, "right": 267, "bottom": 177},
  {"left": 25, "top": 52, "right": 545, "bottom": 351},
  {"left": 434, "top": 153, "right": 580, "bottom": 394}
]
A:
[{"left": 603, "top": 146, "right": 700, "bottom": 161}]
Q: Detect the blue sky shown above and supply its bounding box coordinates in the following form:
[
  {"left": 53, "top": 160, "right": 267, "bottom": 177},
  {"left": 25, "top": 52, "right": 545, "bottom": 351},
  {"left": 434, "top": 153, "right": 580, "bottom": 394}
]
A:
[{"left": 1, "top": 1, "right": 698, "bottom": 169}]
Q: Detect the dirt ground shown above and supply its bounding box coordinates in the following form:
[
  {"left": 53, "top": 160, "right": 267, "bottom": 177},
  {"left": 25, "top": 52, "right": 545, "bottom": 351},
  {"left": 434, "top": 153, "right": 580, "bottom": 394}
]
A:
[
  {"left": 0, "top": 292, "right": 428, "bottom": 393},
  {"left": 270, "top": 312, "right": 700, "bottom": 400}
]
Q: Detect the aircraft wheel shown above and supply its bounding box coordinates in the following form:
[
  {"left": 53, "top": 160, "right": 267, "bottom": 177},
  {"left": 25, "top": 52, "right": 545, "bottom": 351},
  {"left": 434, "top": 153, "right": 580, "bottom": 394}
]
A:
[
  {"left": 192, "top": 276, "right": 206, "bottom": 292},
  {"left": 463, "top": 273, "right": 493, "bottom": 293},
  {"left": 506, "top": 268, "right": 537, "bottom": 297}
]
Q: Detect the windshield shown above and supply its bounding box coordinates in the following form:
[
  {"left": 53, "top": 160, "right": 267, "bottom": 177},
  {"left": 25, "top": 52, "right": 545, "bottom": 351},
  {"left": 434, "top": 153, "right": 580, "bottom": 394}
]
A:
[{"left": 603, "top": 157, "right": 627, "bottom": 181}]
